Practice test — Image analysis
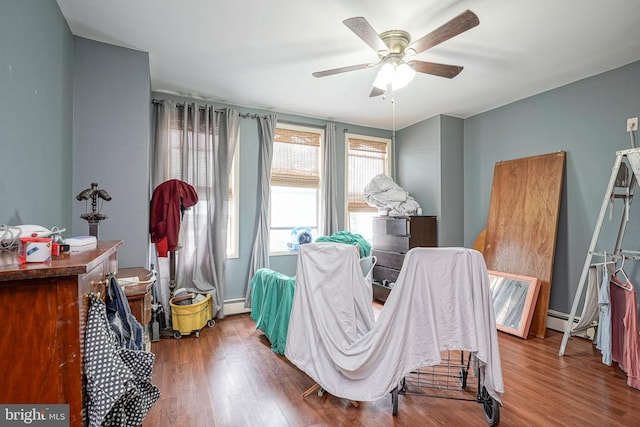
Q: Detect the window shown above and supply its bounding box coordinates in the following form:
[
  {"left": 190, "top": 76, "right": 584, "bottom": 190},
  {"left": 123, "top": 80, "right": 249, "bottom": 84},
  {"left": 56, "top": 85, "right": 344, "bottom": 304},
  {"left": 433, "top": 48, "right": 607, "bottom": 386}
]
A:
[
  {"left": 167, "top": 106, "right": 239, "bottom": 258},
  {"left": 270, "top": 124, "right": 323, "bottom": 254},
  {"left": 345, "top": 133, "right": 391, "bottom": 243}
]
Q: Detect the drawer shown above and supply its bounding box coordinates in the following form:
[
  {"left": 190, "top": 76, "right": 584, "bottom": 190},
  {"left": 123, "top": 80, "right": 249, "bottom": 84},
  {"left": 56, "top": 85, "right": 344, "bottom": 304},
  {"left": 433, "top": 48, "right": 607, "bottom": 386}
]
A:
[
  {"left": 125, "top": 285, "right": 152, "bottom": 327},
  {"left": 373, "top": 265, "right": 400, "bottom": 284},
  {"left": 372, "top": 249, "right": 404, "bottom": 270},
  {"left": 372, "top": 282, "right": 392, "bottom": 303},
  {"left": 373, "top": 215, "right": 438, "bottom": 249},
  {"left": 373, "top": 216, "right": 408, "bottom": 236},
  {"left": 80, "top": 261, "right": 109, "bottom": 299},
  {"left": 373, "top": 234, "right": 410, "bottom": 253},
  {"left": 407, "top": 216, "right": 438, "bottom": 247}
]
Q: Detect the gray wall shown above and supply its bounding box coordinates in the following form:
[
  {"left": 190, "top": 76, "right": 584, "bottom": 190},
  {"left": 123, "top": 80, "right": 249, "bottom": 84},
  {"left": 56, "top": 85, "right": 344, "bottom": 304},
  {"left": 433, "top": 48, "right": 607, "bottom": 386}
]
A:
[
  {"left": 73, "top": 37, "right": 151, "bottom": 268},
  {"left": 463, "top": 60, "right": 640, "bottom": 313},
  {"left": 0, "top": 1, "right": 73, "bottom": 229},
  {"left": 396, "top": 115, "right": 464, "bottom": 247},
  {"left": 1, "top": 3, "right": 151, "bottom": 269},
  {"left": 440, "top": 115, "right": 464, "bottom": 246},
  {"left": 396, "top": 116, "right": 441, "bottom": 218}
]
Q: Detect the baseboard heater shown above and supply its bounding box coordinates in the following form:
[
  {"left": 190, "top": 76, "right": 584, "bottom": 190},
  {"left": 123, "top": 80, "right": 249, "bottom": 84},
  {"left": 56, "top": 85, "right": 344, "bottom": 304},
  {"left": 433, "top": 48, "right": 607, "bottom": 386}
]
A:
[
  {"left": 224, "top": 298, "right": 252, "bottom": 316},
  {"left": 547, "top": 309, "right": 595, "bottom": 339}
]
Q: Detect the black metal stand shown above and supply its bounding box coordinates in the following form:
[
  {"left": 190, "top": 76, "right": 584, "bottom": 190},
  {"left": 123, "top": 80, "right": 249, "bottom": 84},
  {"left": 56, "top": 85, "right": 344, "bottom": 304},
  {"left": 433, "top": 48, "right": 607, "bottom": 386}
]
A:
[{"left": 78, "top": 182, "right": 110, "bottom": 238}]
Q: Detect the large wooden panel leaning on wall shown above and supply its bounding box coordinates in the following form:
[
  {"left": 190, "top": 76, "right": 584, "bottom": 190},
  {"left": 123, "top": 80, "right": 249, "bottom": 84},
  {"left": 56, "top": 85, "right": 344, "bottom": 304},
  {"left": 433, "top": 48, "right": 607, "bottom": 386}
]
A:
[
  {"left": 0, "top": 240, "right": 123, "bottom": 427},
  {"left": 483, "top": 151, "right": 566, "bottom": 338}
]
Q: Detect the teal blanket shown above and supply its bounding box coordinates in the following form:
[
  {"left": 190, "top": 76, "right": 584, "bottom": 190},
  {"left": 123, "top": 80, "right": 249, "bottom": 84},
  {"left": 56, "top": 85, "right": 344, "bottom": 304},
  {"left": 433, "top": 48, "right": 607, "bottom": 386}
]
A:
[
  {"left": 250, "top": 268, "right": 296, "bottom": 355},
  {"left": 315, "top": 231, "right": 371, "bottom": 258}
]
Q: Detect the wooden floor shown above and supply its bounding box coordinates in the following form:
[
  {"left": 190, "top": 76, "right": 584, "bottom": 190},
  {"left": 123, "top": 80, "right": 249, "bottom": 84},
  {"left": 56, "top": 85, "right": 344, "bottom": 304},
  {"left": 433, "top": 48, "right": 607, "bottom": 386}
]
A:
[{"left": 144, "top": 313, "right": 640, "bottom": 426}]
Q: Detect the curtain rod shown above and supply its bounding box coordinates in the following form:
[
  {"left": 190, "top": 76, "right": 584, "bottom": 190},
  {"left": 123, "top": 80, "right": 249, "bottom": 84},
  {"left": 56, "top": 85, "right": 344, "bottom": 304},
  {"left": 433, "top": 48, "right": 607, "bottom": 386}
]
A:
[
  {"left": 153, "top": 99, "right": 331, "bottom": 127},
  {"left": 277, "top": 119, "right": 326, "bottom": 130},
  {"left": 152, "top": 99, "right": 266, "bottom": 119}
]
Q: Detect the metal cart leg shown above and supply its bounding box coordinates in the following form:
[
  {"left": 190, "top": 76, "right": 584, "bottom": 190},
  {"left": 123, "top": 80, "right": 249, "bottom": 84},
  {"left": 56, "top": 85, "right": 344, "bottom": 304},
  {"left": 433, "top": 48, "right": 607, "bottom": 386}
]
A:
[
  {"left": 391, "top": 385, "right": 399, "bottom": 416},
  {"left": 477, "top": 376, "right": 500, "bottom": 426}
]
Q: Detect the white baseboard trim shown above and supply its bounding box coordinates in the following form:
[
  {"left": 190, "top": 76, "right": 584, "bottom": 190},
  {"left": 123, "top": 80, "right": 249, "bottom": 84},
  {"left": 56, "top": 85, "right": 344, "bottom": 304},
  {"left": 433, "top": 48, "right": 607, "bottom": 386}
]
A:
[
  {"left": 546, "top": 309, "right": 595, "bottom": 339},
  {"left": 224, "top": 298, "right": 251, "bottom": 316},
  {"left": 546, "top": 309, "right": 568, "bottom": 332}
]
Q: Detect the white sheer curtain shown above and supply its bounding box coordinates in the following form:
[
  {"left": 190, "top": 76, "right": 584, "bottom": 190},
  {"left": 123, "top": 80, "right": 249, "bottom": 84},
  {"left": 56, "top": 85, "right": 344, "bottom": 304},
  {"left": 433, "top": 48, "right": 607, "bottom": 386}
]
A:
[
  {"left": 244, "top": 114, "right": 278, "bottom": 308},
  {"left": 151, "top": 100, "right": 239, "bottom": 320},
  {"left": 320, "top": 122, "right": 339, "bottom": 236}
]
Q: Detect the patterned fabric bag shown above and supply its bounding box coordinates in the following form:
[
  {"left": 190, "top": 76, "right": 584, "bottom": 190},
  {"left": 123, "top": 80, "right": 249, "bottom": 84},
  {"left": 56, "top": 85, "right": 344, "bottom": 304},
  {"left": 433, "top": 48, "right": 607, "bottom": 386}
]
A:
[{"left": 85, "top": 294, "right": 160, "bottom": 427}]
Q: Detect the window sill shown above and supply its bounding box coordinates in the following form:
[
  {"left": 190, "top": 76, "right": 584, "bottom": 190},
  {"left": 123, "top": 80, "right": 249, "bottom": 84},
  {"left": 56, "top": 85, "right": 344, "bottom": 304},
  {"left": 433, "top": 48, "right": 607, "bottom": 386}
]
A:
[{"left": 269, "top": 250, "right": 299, "bottom": 257}]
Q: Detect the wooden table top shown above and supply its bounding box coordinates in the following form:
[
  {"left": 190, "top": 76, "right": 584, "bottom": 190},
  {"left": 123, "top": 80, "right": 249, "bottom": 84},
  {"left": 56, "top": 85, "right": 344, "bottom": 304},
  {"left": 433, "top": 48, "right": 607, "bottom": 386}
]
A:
[{"left": 0, "top": 240, "right": 123, "bottom": 282}]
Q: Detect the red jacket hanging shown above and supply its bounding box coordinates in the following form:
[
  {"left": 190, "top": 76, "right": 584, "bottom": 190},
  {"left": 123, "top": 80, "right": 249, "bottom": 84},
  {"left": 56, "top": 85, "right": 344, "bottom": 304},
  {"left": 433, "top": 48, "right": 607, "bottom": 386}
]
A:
[{"left": 149, "top": 179, "right": 199, "bottom": 257}]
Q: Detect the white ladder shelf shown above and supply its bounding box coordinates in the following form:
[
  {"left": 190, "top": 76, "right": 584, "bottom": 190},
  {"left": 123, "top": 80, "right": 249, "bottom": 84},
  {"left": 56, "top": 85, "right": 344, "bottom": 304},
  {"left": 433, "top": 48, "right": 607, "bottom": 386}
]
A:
[{"left": 559, "top": 147, "right": 640, "bottom": 356}]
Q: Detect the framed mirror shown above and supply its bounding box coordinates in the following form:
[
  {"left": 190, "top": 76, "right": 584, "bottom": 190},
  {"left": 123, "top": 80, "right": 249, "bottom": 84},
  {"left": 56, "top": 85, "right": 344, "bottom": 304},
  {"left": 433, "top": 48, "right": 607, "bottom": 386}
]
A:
[{"left": 488, "top": 270, "right": 541, "bottom": 338}]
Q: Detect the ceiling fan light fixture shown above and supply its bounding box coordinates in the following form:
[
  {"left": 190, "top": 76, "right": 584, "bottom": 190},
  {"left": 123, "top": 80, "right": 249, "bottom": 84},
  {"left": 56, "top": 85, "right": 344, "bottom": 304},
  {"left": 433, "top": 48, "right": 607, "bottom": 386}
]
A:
[
  {"left": 372, "top": 62, "right": 395, "bottom": 89},
  {"left": 393, "top": 62, "right": 415, "bottom": 90},
  {"left": 372, "top": 61, "right": 415, "bottom": 91}
]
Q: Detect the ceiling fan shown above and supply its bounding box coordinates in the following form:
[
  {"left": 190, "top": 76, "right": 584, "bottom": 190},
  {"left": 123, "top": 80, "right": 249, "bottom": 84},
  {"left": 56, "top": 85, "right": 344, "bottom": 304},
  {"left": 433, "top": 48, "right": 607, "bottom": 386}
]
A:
[{"left": 312, "top": 9, "right": 479, "bottom": 97}]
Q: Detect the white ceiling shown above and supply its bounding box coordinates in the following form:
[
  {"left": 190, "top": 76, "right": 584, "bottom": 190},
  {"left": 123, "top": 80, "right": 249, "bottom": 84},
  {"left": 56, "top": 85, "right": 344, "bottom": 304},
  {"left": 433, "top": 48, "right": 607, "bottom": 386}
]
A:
[{"left": 56, "top": 0, "right": 640, "bottom": 130}]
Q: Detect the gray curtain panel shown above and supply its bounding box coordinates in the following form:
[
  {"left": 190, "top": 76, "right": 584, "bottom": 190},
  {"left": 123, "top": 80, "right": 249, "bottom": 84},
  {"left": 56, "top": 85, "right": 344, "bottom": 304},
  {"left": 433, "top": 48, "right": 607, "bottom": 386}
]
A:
[
  {"left": 244, "top": 114, "right": 278, "bottom": 308},
  {"left": 151, "top": 100, "right": 239, "bottom": 319},
  {"left": 150, "top": 101, "right": 174, "bottom": 326},
  {"left": 320, "top": 122, "right": 339, "bottom": 236}
]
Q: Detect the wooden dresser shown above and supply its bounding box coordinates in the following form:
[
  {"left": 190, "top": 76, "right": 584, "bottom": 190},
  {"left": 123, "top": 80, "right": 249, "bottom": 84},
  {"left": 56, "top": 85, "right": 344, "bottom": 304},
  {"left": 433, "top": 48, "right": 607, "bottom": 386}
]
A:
[
  {"left": 372, "top": 216, "right": 437, "bottom": 302},
  {"left": 0, "top": 240, "right": 123, "bottom": 427}
]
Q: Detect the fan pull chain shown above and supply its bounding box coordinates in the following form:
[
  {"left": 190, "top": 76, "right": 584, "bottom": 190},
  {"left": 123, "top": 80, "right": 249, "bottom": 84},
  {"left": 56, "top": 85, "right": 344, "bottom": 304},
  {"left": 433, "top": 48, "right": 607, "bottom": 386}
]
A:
[
  {"left": 392, "top": 95, "right": 396, "bottom": 142},
  {"left": 392, "top": 95, "right": 397, "bottom": 178}
]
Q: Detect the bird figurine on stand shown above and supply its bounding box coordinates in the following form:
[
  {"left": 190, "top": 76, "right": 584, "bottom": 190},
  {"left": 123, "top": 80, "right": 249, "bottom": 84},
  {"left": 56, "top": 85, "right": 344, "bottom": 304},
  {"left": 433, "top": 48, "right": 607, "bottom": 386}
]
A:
[{"left": 76, "top": 182, "right": 112, "bottom": 238}]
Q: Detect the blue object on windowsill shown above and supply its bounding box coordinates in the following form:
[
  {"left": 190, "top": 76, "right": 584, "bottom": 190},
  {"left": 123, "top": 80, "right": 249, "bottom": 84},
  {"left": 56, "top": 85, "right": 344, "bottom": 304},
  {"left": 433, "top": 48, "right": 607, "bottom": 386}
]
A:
[{"left": 287, "top": 226, "right": 313, "bottom": 251}]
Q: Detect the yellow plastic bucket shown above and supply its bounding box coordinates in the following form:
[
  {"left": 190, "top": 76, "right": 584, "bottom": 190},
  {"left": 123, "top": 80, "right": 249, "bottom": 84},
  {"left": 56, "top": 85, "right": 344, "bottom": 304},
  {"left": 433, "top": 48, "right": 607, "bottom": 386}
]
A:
[{"left": 169, "top": 293, "right": 214, "bottom": 338}]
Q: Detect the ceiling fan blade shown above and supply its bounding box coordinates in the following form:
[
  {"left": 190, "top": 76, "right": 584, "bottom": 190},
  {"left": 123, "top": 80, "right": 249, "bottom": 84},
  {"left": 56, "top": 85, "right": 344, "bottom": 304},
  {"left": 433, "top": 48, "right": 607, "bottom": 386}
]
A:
[
  {"left": 343, "top": 17, "right": 388, "bottom": 53},
  {"left": 410, "top": 60, "right": 463, "bottom": 79},
  {"left": 409, "top": 9, "right": 479, "bottom": 55},
  {"left": 369, "top": 87, "right": 385, "bottom": 97},
  {"left": 312, "top": 63, "right": 372, "bottom": 78}
]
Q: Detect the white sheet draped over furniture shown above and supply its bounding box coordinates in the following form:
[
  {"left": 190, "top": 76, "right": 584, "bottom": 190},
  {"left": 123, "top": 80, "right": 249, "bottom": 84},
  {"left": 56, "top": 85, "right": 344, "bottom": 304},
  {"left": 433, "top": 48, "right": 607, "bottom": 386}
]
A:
[{"left": 285, "top": 244, "right": 504, "bottom": 403}]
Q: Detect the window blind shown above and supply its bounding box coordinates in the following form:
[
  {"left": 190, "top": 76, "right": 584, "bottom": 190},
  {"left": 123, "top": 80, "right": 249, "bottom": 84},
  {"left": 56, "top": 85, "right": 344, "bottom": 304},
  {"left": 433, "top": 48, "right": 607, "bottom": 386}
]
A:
[
  {"left": 271, "top": 127, "right": 321, "bottom": 188},
  {"left": 347, "top": 137, "right": 388, "bottom": 211}
]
